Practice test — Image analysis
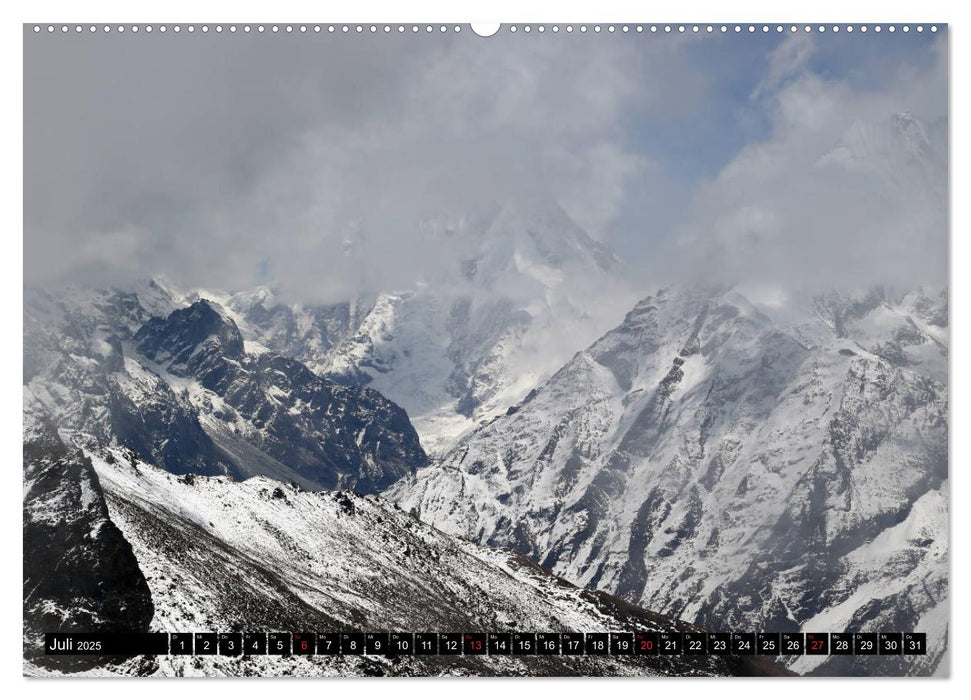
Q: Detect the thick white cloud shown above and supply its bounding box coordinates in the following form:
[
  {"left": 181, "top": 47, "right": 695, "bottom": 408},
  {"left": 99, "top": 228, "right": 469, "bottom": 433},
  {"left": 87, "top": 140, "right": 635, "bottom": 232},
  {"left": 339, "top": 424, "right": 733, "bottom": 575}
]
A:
[
  {"left": 24, "top": 31, "right": 947, "bottom": 300},
  {"left": 25, "top": 32, "right": 697, "bottom": 301}
]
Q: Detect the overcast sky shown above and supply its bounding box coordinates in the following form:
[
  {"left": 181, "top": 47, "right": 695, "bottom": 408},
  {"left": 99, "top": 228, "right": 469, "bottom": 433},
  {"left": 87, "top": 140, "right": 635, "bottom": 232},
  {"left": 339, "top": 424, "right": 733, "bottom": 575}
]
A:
[{"left": 24, "top": 27, "right": 948, "bottom": 301}]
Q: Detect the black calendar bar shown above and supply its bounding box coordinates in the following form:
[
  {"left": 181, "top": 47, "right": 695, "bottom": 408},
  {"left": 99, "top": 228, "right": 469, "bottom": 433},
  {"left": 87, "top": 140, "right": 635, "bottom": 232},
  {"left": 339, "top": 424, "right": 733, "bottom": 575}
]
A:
[{"left": 43, "top": 631, "right": 928, "bottom": 657}]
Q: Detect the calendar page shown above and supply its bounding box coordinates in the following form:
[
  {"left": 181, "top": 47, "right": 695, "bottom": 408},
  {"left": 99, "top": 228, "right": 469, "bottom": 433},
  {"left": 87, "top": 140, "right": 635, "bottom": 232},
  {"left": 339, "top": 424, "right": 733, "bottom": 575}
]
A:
[{"left": 23, "top": 21, "right": 948, "bottom": 678}]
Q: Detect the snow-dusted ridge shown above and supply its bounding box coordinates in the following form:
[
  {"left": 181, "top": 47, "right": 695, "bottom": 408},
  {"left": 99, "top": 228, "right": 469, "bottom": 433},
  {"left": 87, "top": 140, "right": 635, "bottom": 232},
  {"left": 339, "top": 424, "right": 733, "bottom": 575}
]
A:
[{"left": 28, "top": 448, "right": 788, "bottom": 677}]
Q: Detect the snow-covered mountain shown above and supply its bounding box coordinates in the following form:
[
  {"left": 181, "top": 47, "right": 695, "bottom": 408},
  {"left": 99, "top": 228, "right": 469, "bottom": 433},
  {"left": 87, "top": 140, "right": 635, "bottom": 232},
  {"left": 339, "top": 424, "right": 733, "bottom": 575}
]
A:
[
  {"left": 24, "top": 431, "right": 787, "bottom": 677},
  {"left": 132, "top": 299, "right": 425, "bottom": 491},
  {"left": 24, "top": 284, "right": 426, "bottom": 492},
  {"left": 221, "top": 199, "right": 636, "bottom": 454},
  {"left": 22, "top": 134, "right": 947, "bottom": 676},
  {"left": 388, "top": 284, "right": 948, "bottom": 676},
  {"left": 24, "top": 283, "right": 232, "bottom": 477}
]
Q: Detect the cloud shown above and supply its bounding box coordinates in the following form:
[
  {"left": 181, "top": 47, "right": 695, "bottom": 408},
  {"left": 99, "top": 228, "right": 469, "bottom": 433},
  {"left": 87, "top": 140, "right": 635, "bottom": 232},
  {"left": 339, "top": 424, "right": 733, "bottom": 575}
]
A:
[
  {"left": 24, "top": 31, "right": 683, "bottom": 302},
  {"left": 24, "top": 30, "right": 948, "bottom": 301},
  {"left": 660, "top": 34, "right": 948, "bottom": 291},
  {"left": 34, "top": 225, "right": 150, "bottom": 284},
  {"left": 751, "top": 32, "right": 815, "bottom": 100}
]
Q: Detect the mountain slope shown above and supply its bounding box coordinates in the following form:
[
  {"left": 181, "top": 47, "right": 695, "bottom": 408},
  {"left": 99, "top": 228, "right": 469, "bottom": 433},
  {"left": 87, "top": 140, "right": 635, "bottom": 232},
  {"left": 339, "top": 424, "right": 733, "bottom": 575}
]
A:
[
  {"left": 388, "top": 285, "right": 948, "bottom": 676},
  {"left": 28, "top": 450, "right": 787, "bottom": 677}
]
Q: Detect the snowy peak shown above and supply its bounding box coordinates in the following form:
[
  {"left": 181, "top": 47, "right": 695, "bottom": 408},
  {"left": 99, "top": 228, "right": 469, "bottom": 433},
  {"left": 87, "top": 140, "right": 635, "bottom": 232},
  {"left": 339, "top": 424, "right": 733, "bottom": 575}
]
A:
[
  {"left": 211, "top": 200, "right": 634, "bottom": 455},
  {"left": 582, "top": 285, "right": 772, "bottom": 397},
  {"left": 24, "top": 288, "right": 235, "bottom": 479},
  {"left": 225, "top": 293, "right": 370, "bottom": 378},
  {"left": 135, "top": 299, "right": 245, "bottom": 374},
  {"left": 127, "top": 300, "right": 429, "bottom": 493},
  {"left": 891, "top": 112, "right": 934, "bottom": 159},
  {"left": 225, "top": 285, "right": 277, "bottom": 314},
  {"left": 794, "top": 286, "right": 948, "bottom": 383},
  {"left": 466, "top": 198, "right": 618, "bottom": 285}
]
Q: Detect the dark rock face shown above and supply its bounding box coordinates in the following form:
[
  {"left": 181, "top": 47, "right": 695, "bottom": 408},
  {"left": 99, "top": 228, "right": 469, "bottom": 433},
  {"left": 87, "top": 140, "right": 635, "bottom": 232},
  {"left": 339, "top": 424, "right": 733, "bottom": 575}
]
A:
[
  {"left": 134, "top": 300, "right": 245, "bottom": 371},
  {"left": 23, "top": 413, "right": 154, "bottom": 668},
  {"left": 134, "top": 300, "right": 427, "bottom": 492},
  {"left": 105, "top": 375, "right": 233, "bottom": 478}
]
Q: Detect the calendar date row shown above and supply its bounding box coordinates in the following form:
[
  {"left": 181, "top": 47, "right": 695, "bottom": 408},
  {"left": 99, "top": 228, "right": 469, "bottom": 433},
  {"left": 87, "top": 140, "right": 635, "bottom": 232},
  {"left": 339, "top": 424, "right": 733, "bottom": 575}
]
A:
[{"left": 46, "top": 631, "right": 926, "bottom": 657}]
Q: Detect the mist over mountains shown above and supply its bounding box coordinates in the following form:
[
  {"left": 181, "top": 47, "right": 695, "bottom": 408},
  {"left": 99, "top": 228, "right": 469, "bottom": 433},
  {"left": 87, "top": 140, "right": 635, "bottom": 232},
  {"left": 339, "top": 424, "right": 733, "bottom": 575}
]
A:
[
  {"left": 23, "top": 175, "right": 948, "bottom": 677},
  {"left": 23, "top": 28, "right": 949, "bottom": 677}
]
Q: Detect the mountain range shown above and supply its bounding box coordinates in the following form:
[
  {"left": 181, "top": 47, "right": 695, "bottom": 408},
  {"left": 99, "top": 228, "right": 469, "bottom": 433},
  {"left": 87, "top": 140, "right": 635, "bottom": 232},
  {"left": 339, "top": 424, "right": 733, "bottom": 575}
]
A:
[
  {"left": 24, "top": 284, "right": 426, "bottom": 493},
  {"left": 389, "top": 283, "right": 948, "bottom": 676},
  {"left": 22, "top": 114, "right": 948, "bottom": 676}
]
